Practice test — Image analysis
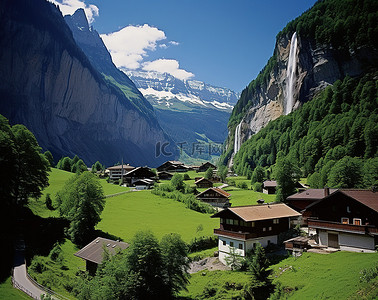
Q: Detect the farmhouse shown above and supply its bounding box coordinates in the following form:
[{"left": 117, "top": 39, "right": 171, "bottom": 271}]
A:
[
  {"left": 195, "top": 177, "right": 213, "bottom": 188},
  {"left": 198, "top": 162, "right": 216, "bottom": 172},
  {"left": 157, "top": 161, "right": 188, "bottom": 172},
  {"left": 305, "top": 189, "right": 378, "bottom": 252},
  {"left": 262, "top": 180, "right": 277, "bottom": 194},
  {"left": 74, "top": 237, "right": 129, "bottom": 275},
  {"left": 133, "top": 179, "right": 154, "bottom": 190},
  {"left": 286, "top": 188, "right": 337, "bottom": 211},
  {"left": 157, "top": 171, "right": 173, "bottom": 180},
  {"left": 123, "top": 167, "right": 156, "bottom": 186},
  {"left": 196, "top": 187, "right": 231, "bottom": 208},
  {"left": 211, "top": 203, "right": 301, "bottom": 264},
  {"left": 107, "top": 164, "right": 135, "bottom": 181}
]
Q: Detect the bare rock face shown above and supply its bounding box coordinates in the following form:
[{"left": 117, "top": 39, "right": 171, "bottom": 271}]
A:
[
  {"left": 0, "top": 0, "right": 176, "bottom": 166},
  {"left": 231, "top": 32, "right": 373, "bottom": 154}
]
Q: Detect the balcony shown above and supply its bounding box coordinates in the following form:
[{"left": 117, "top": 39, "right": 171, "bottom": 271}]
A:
[
  {"left": 308, "top": 219, "right": 378, "bottom": 235},
  {"left": 214, "top": 228, "right": 257, "bottom": 240}
]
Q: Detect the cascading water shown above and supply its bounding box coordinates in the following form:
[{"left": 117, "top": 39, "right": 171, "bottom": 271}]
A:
[
  {"left": 285, "top": 32, "right": 298, "bottom": 115},
  {"left": 234, "top": 122, "right": 242, "bottom": 154}
]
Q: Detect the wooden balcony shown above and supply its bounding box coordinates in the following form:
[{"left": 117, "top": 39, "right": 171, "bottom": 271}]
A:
[
  {"left": 308, "top": 219, "right": 378, "bottom": 235},
  {"left": 214, "top": 228, "right": 257, "bottom": 240}
]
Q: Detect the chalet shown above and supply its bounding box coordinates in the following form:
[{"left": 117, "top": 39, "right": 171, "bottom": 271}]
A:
[
  {"left": 211, "top": 203, "right": 301, "bottom": 264},
  {"left": 124, "top": 167, "right": 156, "bottom": 186},
  {"left": 195, "top": 177, "right": 213, "bottom": 188},
  {"left": 133, "top": 179, "right": 154, "bottom": 190},
  {"left": 157, "top": 161, "right": 187, "bottom": 172},
  {"left": 198, "top": 162, "right": 217, "bottom": 173},
  {"left": 286, "top": 188, "right": 337, "bottom": 211},
  {"left": 305, "top": 189, "right": 378, "bottom": 252},
  {"left": 74, "top": 237, "right": 129, "bottom": 275},
  {"left": 263, "top": 180, "right": 277, "bottom": 194},
  {"left": 196, "top": 187, "right": 231, "bottom": 208},
  {"left": 158, "top": 171, "right": 173, "bottom": 180},
  {"left": 107, "top": 164, "right": 135, "bottom": 181}
]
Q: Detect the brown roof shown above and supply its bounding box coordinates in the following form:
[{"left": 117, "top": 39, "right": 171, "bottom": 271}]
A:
[
  {"left": 263, "top": 180, "right": 277, "bottom": 188},
  {"left": 339, "top": 190, "right": 378, "bottom": 212},
  {"left": 212, "top": 203, "right": 301, "bottom": 221},
  {"left": 194, "top": 177, "right": 213, "bottom": 184},
  {"left": 74, "top": 237, "right": 129, "bottom": 264},
  {"left": 107, "top": 164, "right": 135, "bottom": 170},
  {"left": 287, "top": 188, "right": 338, "bottom": 200},
  {"left": 166, "top": 161, "right": 184, "bottom": 165},
  {"left": 197, "top": 187, "right": 231, "bottom": 198}
]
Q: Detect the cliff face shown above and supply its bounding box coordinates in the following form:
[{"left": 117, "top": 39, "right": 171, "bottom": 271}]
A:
[
  {"left": 0, "top": 0, "right": 176, "bottom": 166},
  {"left": 230, "top": 31, "right": 375, "bottom": 159}
]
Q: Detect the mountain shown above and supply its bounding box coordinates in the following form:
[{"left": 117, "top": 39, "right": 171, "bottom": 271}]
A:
[
  {"left": 224, "top": 0, "right": 377, "bottom": 166},
  {"left": 126, "top": 70, "right": 239, "bottom": 162},
  {"left": 0, "top": 0, "right": 176, "bottom": 167}
]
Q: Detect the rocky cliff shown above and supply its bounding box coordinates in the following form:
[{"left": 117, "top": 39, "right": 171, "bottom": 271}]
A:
[
  {"left": 0, "top": 0, "right": 176, "bottom": 166},
  {"left": 227, "top": 0, "right": 377, "bottom": 164}
]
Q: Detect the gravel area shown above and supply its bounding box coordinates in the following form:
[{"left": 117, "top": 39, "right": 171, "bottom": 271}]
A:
[{"left": 189, "top": 257, "right": 231, "bottom": 274}]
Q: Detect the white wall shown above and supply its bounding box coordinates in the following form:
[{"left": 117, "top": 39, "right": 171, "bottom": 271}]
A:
[{"left": 317, "top": 229, "right": 375, "bottom": 251}]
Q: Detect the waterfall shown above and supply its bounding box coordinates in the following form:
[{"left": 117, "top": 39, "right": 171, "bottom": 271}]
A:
[
  {"left": 234, "top": 122, "right": 242, "bottom": 154},
  {"left": 285, "top": 32, "right": 298, "bottom": 115}
]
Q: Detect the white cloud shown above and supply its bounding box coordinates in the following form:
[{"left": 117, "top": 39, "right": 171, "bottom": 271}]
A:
[
  {"left": 49, "top": 0, "right": 99, "bottom": 24},
  {"left": 142, "top": 59, "right": 194, "bottom": 81},
  {"left": 159, "top": 44, "right": 168, "bottom": 49},
  {"left": 101, "top": 25, "right": 166, "bottom": 70},
  {"left": 169, "top": 41, "right": 180, "bottom": 46}
]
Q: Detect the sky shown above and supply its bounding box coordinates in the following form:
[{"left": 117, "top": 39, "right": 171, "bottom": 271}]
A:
[{"left": 51, "top": 0, "right": 317, "bottom": 92}]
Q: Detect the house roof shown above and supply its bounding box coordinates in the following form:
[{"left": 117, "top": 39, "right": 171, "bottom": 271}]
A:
[
  {"left": 158, "top": 171, "right": 173, "bottom": 175},
  {"left": 212, "top": 203, "right": 301, "bottom": 221},
  {"left": 134, "top": 179, "right": 154, "bottom": 185},
  {"left": 125, "top": 167, "right": 155, "bottom": 177},
  {"left": 200, "top": 162, "right": 216, "bottom": 169},
  {"left": 107, "top": 164, "right": 134, "bottom": 170},
  {"left": 74, "top": 237, "right": 129, "bottom": 264},
  {"left": 197, "top": 187, "right": 231, "bottom": 198},
  {"left": 287, "top": 188, "right": 338, "bottom": 200},
  {"left": 195, "top": 177, "right": 213, "bottom": 184},
  {"left": 263, "top": 180, "right": 277, "bottom": 188}
]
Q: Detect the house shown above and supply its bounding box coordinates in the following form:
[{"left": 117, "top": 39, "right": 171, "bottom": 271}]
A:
[
  {"left": 286, "top": 188, "right": 337, "bottom": 211},
  {"left": 74, "top": 237, "right": 129, "bottom": 275},
  {"left": 158, "top": 171, "right": 173, "bottom": 180},
  {"left": 284, "top": 236, "right": 312, "bottom": 255},
  {"left": 263, "top": 180, "right": 277, "bottom": 194},
  {"left": 198, "top": 162, "right": 217, "bottom": 173},
  {"left": 133, "top": 179, "right": 154, "bottom": 190},
  {"left": 196, "top": 187, "right": 231, "bottom": 208},
  {"left": 157, "top": 161, "right": 187, "bottom": 172},
  {"left": 211, "top": 203, "right": 301, "bottom": 264},
  {"left": 195, "top": 177, "right": 213, "bottom": 188},
  {"left": 107, "top": 164, "right": 135, "bottom": 181},
  {"left": 124, "top": 167, "right": 156, "bottom": 186},
  {"left": 305, "top": 189, "right": 378, "bottom": 252}
]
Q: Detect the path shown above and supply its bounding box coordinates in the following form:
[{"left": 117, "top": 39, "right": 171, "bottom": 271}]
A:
[{"left": 218, "top": 183, "right": 229, "bottom": 189}]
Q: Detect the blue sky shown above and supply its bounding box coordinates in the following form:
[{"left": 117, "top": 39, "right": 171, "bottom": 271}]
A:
[{"left": 52, "top": 0, "right": 317, "bottom": 92}]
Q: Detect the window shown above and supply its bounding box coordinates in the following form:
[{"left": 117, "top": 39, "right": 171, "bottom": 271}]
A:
[
  {"left": 269, "top": 226, "right": 272, "bottom": 231},
  {"left": 234, "top": 219, "right": 239, "bottom": 226},
  {"left": 263, "top": 227, "right": 266, "bottom": 232},
  {"left": 251, "top": 222, "right": 255, "bottom": 227},
  {"left": 226, "top": 219, "right": 232, "bottom": 225},
  {"left": 220, "top": 218, "right": 225, "bottom": 224},
  {"left": 341, "top": 217, "right": 349, "bottom": 224},
  {"left": 222, "top": 240, "right": 226, "bottom": 246},
  {"left": 347, "top": 206, "right": 351, "bottom": 213},
  {"left": 353, "top": 218, "right": 361, "bottom": 225},
  {"left": 273, "top": 219, "right": 279, "bottom": 224},
  {"left": 230, "top": 241, "right": 234, "bottom": 247},
  {"left": 238, "top": 243, "right": 243, "bottom": 250}
]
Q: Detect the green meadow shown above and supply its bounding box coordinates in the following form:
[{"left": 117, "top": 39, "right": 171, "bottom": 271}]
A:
[{"left": 0, "top": 278, "right": 31, "bottom": 300}]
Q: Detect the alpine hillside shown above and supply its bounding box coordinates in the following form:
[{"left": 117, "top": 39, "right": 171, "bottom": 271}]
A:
[{"left": 0, "top": 0, "right": 176, "bottom": 167}]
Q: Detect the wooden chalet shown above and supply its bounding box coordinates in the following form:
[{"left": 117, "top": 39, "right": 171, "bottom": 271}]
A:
[
  {"left": 305, "top": 189, "right": 378, "bottom": 252},
  {"left": 286, "top": 188, "right": 337, "bottom": 212},
  {"left": 74, "top": 237, "right": 129, "bottom": 275},
  {"left": 196, "top": 187, "right": 231, "bottom": 208},
  {"left": 157, "top": 161, "right": 187, "bottom": 172},
  {"left": 198, "top": 162, "right": 217, "bottom": 172},
  {"left": 263, "top": 180, "right": 277, "bottom": 194},
  {"left": 133, "top": 179, "right": 154, "bottom": 190},
  {"left": 107, "top": 164, "right": 135, "bottom": 181},
  {"left": 124, "top": 167, "right": 156, "bottom": 186},
  {"left": 195, "top": 177, "right": 213, "bottom": 188},
  {"left": 158, "top": 171, "right": 173, "bottom": 180},
  {"left": 211, "top": 203, "right": 301, "bottom": 264}
]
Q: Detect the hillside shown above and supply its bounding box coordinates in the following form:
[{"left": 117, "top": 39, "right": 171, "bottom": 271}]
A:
[
  {"left": 223, "top": 0, "right": 378, "bottom": 166},
  {"left": 0, "top": 0, "right": 176, "bottom": 167}
]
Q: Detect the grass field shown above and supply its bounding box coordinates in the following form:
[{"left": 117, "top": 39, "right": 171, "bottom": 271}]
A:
[
  {"left": 97, "top": 190, "right": 218, "bottom": 243},
  {"left": 224, "top": 186, "right": 276, "bottom": 206},
  {"left": 0, "top": 278, "right": 31, "bottom": 300},
  {"left": 271, "top": 251, "right": 378, "bottom": 299}
]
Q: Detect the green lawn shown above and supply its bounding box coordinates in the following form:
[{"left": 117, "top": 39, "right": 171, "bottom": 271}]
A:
[
  {"left": 225, "top": 187, "right": 276, "bottom": 206},
  {"left": 97, "top": 190, "right": 218, "bottom": 243},
  {"left": 271, "top": 251, "right": 378, "bottom": 299},
  {"left": 0, "top": 278, "right": 31, "bottom": 300}
]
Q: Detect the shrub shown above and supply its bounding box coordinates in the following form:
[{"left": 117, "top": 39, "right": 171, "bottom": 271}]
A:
[
  {"left": 45, "top": 193, "right": 54, "bottom": 210},
  {"left": 184, "top": 173, "right": 190, "bottom": 180},
  {"left": 187, "top": 236, "right": 218, "bottom": 253},
  {"left": 253, "top": 182, "right": 263, "bottom": 192},
  {"left": 237, "top": 181, "right": 248, "bottom": 189}
]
